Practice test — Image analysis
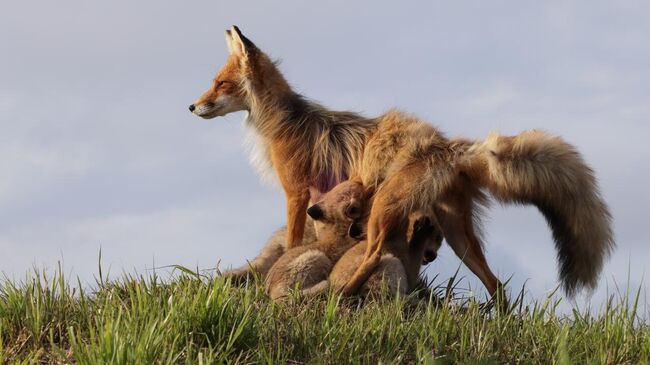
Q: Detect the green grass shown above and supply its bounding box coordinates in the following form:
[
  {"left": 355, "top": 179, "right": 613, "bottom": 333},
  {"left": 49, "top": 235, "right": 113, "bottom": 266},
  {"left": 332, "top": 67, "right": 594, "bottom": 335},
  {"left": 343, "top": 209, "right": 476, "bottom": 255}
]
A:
[{"left": 1, "top": 265, "right": 648, "bottom": 364}]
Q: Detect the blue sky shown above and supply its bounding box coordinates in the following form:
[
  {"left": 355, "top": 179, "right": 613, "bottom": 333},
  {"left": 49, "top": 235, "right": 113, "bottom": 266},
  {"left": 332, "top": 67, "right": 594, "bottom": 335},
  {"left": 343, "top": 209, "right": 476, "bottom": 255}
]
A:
[{"left": 1, "top": 1, "right": 648, "bottom": 311}]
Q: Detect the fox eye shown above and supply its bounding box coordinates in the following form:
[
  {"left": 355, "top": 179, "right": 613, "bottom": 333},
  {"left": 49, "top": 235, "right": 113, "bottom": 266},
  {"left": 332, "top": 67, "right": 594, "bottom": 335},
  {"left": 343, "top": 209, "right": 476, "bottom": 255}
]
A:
[{"left": 214, "top": 80, "right": 230, "bottom": 90}]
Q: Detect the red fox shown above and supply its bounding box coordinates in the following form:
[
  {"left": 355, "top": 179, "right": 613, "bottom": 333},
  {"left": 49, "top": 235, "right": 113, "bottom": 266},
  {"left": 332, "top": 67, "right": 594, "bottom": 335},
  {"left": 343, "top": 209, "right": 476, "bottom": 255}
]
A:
[{"left": 189, "top": 26, "right": 614, "bottom": 298}]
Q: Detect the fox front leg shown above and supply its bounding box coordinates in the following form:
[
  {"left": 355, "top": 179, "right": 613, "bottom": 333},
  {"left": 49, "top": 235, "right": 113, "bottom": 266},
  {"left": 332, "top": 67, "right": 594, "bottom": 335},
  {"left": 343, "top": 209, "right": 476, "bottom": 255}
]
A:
[{"left": 285, "top": 190, "right": 311, "bottom": 249}]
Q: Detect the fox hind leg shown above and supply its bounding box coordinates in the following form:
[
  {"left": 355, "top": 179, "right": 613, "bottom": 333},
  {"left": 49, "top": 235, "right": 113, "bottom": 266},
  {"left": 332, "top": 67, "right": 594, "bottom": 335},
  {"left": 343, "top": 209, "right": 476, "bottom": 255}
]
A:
[
  {"left": 436, "top": 204, "right": 506, "bottom": 309},
  {"left": 343, "top": 191, "right": 405, "bottom": 296}
]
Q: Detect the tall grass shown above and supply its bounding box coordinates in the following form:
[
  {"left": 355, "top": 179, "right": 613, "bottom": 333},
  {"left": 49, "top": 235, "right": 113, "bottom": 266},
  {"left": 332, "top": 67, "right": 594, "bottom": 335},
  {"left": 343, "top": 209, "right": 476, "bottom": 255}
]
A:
[{"left": 0, "top": 265, "right": 648, "bottom": 364}]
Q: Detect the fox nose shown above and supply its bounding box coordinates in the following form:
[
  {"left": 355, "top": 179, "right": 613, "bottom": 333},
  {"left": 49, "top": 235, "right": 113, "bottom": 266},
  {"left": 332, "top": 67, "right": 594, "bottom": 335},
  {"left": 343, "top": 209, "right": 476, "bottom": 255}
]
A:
[
  {"left": 306, "top": 204, "right": 324, "bottom": 220},
  {"left": 188, "top": 104, "right": 196, "bottom": 112}
]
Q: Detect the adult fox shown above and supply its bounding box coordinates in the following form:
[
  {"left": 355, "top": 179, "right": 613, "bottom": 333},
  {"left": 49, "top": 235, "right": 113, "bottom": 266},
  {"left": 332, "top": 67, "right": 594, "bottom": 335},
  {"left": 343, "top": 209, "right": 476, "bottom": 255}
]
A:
[{"left": 189, "top": 26, "right": 613, "bottom": 298}]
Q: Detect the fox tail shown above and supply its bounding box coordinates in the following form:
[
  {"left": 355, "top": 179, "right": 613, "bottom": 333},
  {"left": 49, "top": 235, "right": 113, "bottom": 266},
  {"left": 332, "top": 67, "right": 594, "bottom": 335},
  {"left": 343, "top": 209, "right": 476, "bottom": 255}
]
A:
[{"left": 465, "top": 130, "right": 614, "bottom": 296}]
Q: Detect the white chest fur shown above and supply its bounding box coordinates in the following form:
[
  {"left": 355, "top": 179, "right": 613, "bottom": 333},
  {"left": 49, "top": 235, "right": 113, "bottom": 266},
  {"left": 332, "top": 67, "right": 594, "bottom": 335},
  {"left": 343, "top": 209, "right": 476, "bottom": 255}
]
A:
[{"left": 243, "top": 115, "right": 279, "bottom": 188}]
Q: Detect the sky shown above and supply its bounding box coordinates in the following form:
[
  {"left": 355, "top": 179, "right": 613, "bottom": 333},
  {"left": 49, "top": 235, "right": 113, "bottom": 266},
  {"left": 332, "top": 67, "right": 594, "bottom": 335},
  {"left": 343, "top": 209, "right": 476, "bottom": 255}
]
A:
[{"left": 1, "top": 1, "right": 649, "bottom": 312}]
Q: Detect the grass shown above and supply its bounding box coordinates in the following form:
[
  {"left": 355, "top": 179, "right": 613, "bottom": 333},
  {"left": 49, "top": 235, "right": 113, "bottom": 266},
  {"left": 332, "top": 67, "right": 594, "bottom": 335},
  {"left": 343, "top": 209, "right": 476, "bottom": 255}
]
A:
[{"left": 0, "top": 264, "right": 648, "bottom": 364}]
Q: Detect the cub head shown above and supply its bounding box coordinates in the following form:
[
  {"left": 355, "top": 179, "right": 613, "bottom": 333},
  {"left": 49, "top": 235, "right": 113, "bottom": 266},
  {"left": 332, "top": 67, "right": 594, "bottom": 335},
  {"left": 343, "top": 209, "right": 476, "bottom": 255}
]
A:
[
  {"left": 407, "top": 212, "right": 444, "bottom": 265},
  {"left": 306, "top": 180, "right": 367, "bottom": 239}
]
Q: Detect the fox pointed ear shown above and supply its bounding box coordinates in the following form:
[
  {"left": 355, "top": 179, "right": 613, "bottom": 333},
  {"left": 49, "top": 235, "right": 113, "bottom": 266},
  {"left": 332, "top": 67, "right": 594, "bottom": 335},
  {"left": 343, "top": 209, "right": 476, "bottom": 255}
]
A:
[
  {"left": 225, "top": 29, "right": 236, "bottom": 54},
  {"left": 225, "top": 25, "right": 256, "bottom": 58}
]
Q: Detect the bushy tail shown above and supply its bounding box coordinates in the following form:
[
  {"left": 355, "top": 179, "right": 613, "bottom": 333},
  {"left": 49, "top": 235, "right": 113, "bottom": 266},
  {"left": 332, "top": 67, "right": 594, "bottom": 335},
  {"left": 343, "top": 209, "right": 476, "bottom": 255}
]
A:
[{"left": 465, "top": 130, "right": 614, "bottom": 296}]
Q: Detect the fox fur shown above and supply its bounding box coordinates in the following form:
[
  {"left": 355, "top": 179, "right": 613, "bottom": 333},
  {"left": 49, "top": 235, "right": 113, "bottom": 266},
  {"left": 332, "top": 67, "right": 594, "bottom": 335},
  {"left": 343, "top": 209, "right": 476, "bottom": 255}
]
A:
[
  {"left": 463, "top": 131, "right": 614, "bottom": 294},
  {"left": 190, "top": 26, "right": 614, "bottom": 298}
]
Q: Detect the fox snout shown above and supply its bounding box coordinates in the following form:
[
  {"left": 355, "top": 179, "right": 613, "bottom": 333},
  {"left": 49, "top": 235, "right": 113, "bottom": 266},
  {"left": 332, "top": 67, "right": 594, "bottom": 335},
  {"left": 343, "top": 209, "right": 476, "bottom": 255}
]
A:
[
  {"left": 188, "top": 99, "right": 224, "bottom": 119},
  {"left": 307, "top": 204, "right": 324, "bottom": 220},
  {"left": 188, "top": 102, "right": 216, "bottom": 113}
]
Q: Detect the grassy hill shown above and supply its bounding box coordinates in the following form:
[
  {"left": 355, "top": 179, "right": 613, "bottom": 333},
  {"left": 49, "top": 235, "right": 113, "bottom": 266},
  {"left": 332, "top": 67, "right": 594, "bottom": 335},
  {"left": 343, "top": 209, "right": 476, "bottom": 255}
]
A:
[{"left": 0, "top": 266, "right": 648, "bottom": 364}]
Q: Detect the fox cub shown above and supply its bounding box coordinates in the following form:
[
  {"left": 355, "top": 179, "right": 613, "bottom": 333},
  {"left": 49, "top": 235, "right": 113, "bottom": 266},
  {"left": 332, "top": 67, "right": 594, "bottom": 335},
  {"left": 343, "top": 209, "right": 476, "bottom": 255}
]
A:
[
  {"left": 327, "top": 212, "right": 442, "bottom": 297},
  {"left": 265, "top": 180, "right": 443, "bottom": 300},
  {"left": 264, "top": 181, "right": 365, "bottom": 300}
]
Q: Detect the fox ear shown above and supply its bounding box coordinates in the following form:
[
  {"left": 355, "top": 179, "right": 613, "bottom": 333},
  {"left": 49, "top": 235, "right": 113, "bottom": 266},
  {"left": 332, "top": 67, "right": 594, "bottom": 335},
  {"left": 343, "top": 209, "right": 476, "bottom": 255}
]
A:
[
  {"left": 225, "top": 29, "right": 236, "bottom": 54},
  {"left": 345, "top": 199, "right": 362, "bottom": 219},
  {"left": 225, "top": 25, "right": 256, "bottom": 58}
]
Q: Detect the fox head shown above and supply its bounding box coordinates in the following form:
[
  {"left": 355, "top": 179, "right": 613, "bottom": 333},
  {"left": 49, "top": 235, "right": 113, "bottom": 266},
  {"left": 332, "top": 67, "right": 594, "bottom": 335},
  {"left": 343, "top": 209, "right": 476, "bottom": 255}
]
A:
[
  {"left": 188, "top": 26, "right": 252, "bottom": 118},
  {"left": 306, "top": 180, "right": 366, "bottom": 240},
  {"left": 189, "top": 26, "right": 288, "bottom": 119}
]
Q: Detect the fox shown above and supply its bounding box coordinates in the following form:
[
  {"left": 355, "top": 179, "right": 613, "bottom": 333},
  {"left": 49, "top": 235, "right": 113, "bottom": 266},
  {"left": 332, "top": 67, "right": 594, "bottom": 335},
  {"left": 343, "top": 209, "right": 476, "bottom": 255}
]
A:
[
  {"left": 264, "top": 180, "right": 366, "bottom": 300},
  {"left": 189, "top": 26, "right": 614, "bottom": 299},
  {"left": 305, "top": 212, "right": 443, "bottom": 298},
  {"left": 190, "top": 25, "right": 375, "bottom": 252}
]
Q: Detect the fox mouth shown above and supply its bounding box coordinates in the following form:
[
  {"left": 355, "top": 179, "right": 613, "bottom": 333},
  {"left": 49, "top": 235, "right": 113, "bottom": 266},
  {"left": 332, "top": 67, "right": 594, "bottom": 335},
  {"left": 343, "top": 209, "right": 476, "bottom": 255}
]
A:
[
  {"left": 190, "top": 97, "right": 247, "bottom": 119},
  {"left": 196, "top": 110, "right": 221, "bottom": 119},
  {"left": 193, "top": 103, "right": 222, "bottom": 119}
]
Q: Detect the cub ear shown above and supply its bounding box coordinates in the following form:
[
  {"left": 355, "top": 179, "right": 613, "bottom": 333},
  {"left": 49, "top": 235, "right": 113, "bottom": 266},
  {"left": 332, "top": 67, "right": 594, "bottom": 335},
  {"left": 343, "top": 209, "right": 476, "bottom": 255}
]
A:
[
  {"left": 307, "top": 204, "right": 325, "bottom": 221},
  {"left": 225, "top": 25, "right": 256, "bottom": 58}
]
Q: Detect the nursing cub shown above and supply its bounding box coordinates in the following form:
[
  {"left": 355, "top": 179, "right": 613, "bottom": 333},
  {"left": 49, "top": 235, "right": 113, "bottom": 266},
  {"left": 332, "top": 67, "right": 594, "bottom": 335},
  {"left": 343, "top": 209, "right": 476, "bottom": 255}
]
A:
[
  {"left": 264, "top": 181, "right": 365, "bottom": 300},
  {"left": 265, "top": 180, "right": 443, "bottom": 300}
]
